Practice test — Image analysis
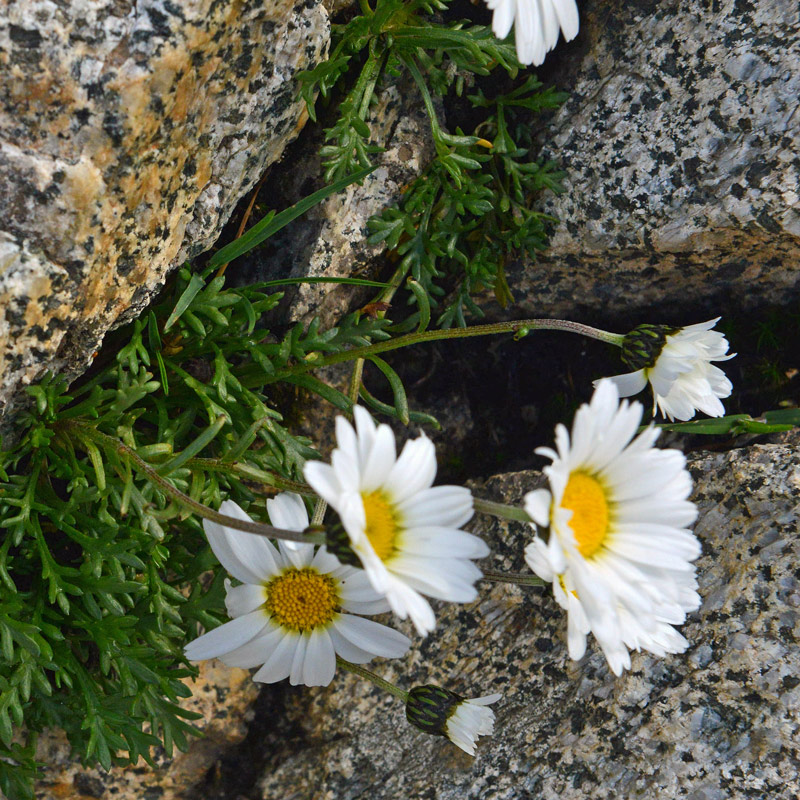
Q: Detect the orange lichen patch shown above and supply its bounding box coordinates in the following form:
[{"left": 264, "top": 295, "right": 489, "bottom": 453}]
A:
[
  {"left": 43, "top": 781, "right": 74, "bottom": 798},
  {"left": 195, "top": 154, "right": 212, "bottom": 192},
  {"left": 22, "top": 277, "right": 57, "bottom": 327},
  {"left": 62, "top": 159, "right": 106, "bottom": 217}
]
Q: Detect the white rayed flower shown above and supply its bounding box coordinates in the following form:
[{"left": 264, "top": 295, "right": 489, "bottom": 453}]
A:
[
  {"left": 446, "top": 694, "right": 502, "bottom": 756},
  {"left": 523, "top": 379, "right": 701, "bottom": 676},
  {"left": 303, "top": 407, "right": 488, "bottom": 636},
  {"left": 484, "top": 0, "right": 579, "bottom": 66},
  {"left": 184, "top": 493, "right": 410, "bottom": 687},
  {"left": 605, "top": 318, "right": 735, "bottom": 421},
  {"left": 405, "top": 685, "right": 502, "bottom": 756}
]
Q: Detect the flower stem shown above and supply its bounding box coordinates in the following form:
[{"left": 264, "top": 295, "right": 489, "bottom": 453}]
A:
[
  {"left": 261, "top": 318, "right": 624, "bottom": 386},
  {"left": 311, "top": 498, "right": 327, "bottom": 526},
  {"left": 62, "top": 420, "right": 326, "bottom": 545},
  {"left": 481, "top": 569, "right": 547, "bottom": 587},
  {"left": 336, "top": 657, "right": 409, "bottom": 701},
  {"left": 185, "top": 458, "right": 312, "bottom": 495},
  {"left": 472, "top": 497, "right": 533, "bottom": 523},
  {"left": 348, "top": 358, "right": 365, "bottom": 408}
]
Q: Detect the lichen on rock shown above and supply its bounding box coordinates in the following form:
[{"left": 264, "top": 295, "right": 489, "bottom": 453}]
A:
[{"left": 0, "top": 0, "right": 329, "bottom": 418}]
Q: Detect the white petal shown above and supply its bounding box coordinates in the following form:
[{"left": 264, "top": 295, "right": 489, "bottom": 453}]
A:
[
  {"left": 303, "top": 461, "right": 343, "bottom": 507},
  {"left": 253, "top": 631, "right": 299, "bottom": 683},
  {"left": 384, "top": 435, "right": 437, "bottom": 504},
  {"left": 524, "top": 538, "right": 555, "bottom": 582},
  {"left": 184, "top": 610, "right": 267, "bottom": 661},
  {"left": 353, "top": 406, "right": 377, "bottom": 467},
  {"left": 398, "top": 485, "right": 474, "bottom": 528},
  {"left": 327, "top": 627, "right": 376, "bottom": 663},
  {"left": 332, "top": 614, "right": 411, "bottom": 658},
  {"left": 204, "top": 501, "right": 281, "bottom": 585},
  {"left": 490, "top": 0, "right": 515, "bottom": 39},
  {"left": 278, "top": 539, "right": 314, "bottom": 569},
  {"left": 224, "top": 581, "right": 265, "bottom": 619},
  {"left": 523, "top": 488, "right": 551, "bottom": 527},
  {"left": 266, "top": 492, "right": 309, "bottom": 531},
  {"left": 302, "top": 629, "right": 337, "bottom": 686},
  {"left": 401, "top": 527, "right": 489, "bottom": 559},
  {"left": 390, "top": 555, "right": 482, "bottom": 602},
  {"left": 288, "top": 634, "right": 309, "bottom": 686},
  {"left": 312, "top": 545, "right": 345, "bottom": 574},
  {"left": 221, "top": 624, "right": 284, "bottom": 668},
  {"left": 553, "top": 0, "right": 579, "bottom": 40},
  {"left": 338, "top": 569, "right": 387, "bottom": 605},
  {"left": 384, "top": 579, "right": 436, "bottom": 635},
  {"left": 360, "top": 422, "right": 397, "bottom": 492}
]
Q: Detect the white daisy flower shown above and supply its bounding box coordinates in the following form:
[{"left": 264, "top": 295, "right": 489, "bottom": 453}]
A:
[
  {"left": 605, "top": 319, "right": 735, "bottom": 421},
  {"left": 184, "top": 494, "right": 410, "bottom": 687},
  {"left": 406, "top": 685, "right": 502, "bottom": 756},
  {"left": 484, "top": 0, "right": 579, "bottom": 66},
  {"left": 523, "top": 379, "right": 701, "bottom": 675},
  {"left": 303, "top": 407, "right": 488, "bottom": 636}
]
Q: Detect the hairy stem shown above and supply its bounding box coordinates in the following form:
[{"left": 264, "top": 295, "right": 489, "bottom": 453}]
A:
[
  {"left": 481, "top": 569, "right": 546, "bottom": 587},
  {"left": 336, "top": 657, "right": 409, "bottom": 701},
  {"left": 62, "top": 421, "right": 326, "bottom": 545},
  {"left": 259, "top": 318, "right": 623, "bottom": 386}
]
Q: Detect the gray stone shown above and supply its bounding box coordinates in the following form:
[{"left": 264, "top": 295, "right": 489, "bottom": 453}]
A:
[
  {"left": 500, "top": 0, "right": 800, "bottom": 320},
  {"left": 231, "top": 74, "right": 436, "bottom": 327},
  {"left": 0, "top": 0, "right": 328, "bottom": 417},
  {"left": 253, "top": 438, "right": 800, "bottom": 799},
  {"left": 34, "top": 661, "right": 260, "bottom": 800}
]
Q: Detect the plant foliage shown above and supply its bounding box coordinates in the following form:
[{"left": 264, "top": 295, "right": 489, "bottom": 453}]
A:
[
  {"left": 0, "top": 263, "right": 396, "bottom": 797},
  {"left": 0, "top": 2, "right": 570, "bottom": 796},
  {"left": 298, "top": 0, "right": 567, "bottom": 326}
]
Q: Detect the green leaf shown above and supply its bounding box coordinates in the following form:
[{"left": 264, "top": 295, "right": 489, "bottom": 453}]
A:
[
  {"left": 368, "top": 356, "right": 410, "bottom": 425},
  {"left": 163, "top": 273, "right": 205, "bottom": 333},
  {"left": 207, "top": 166, "right": 377, "bottom": 268}
]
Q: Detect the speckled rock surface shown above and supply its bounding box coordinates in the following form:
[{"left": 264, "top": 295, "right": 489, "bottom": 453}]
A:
[
  {"left": 230, "top": 74, "right": 436, "bottom": 326},
  {"left": 500, "top": 0, "right": 800, "bottom": 320},
  {"left": 252, "top": 439, "right": 800, "bottom": 799},
  {"left": 34, "top": 660, "right": 260, "bottom": 800},
  {"left": 0, "top": 0, "right": 328, "bottom": 418}
]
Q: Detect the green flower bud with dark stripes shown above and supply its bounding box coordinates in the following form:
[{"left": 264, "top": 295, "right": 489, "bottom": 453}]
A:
[
  {"left": 620, "top": 324, "right": 677, "bottom": 371},
  {"left": 406, "top": 684, "right": 461, "bottom": 737},
  {"left": 324, "top": 521, "right": 361, "bottom": 567},
  {"left": 406, "top": 684, "right": 501, "bottom": 755}
]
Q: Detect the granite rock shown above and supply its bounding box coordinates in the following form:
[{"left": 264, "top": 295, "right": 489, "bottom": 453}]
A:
[
  {"left": 233, "top": 0, "right": 800, "bottom": 330},
  {"left": 34, "top": 660, "right": 260, "bottom": 800},
  {"left": 230, "top": 74, "right": 436, "bottom": 326},
  {"left": 0, "top": 0, "right": 328, "bottom": 418},
  {"left": 500, "top": 0, "right": 800, "bottom": 320},
  {"left": 252, "top": 439, "right": 800, "bottom": 799}
]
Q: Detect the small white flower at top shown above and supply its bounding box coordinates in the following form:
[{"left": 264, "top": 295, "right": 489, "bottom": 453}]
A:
[
  {"left": 184, "top": 493, "right": 410, "bottom": 687},
  {"left": 304, "top": 407, "right": 488, "bottom": 636},
  {"left": 604, "top": 319, "right": 735, "bottom": 421},
  {"left": 484, "top": 0, "right": 579, "bottom": 66},
  {"left": 523, "top": 379, "right": 701, "bottom": 676}
]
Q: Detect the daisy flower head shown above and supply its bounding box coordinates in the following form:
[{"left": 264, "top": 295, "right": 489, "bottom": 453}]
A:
[
  {"left": 484, "top": 0, "right": 579, "bottom": 66},
  {"left": 303, "top": 407, "right": 489, "bottom": 637},
  {"left": 523, "top": 379, "right": 701, "bottom": 676},
  {"left": 405, "top": 685, "right": 502, "bottom": 756},
  {"left": 604, "top": 319, "right": 735, "bottom": 421},
  {"left": 184, "top": 494, "right": 410, "bottom": 687}
]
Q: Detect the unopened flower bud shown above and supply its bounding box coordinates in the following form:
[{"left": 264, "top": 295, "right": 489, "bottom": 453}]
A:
[
  {"left": 620, "top": 324, "right": 675, "bottom": 371},
  {"left": 405, "top": 684, "right": 501, "bottom": 756}
]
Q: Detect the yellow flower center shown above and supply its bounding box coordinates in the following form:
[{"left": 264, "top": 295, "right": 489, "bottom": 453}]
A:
[
  {"left": 362, "top": 490, "right": 399, "bottom": 561},
  {"left": 265, "top": 568, "right": 339, "bottom": 632},
  {"left": 560, "top": 472, "right": 609, "bottom": 558}
]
